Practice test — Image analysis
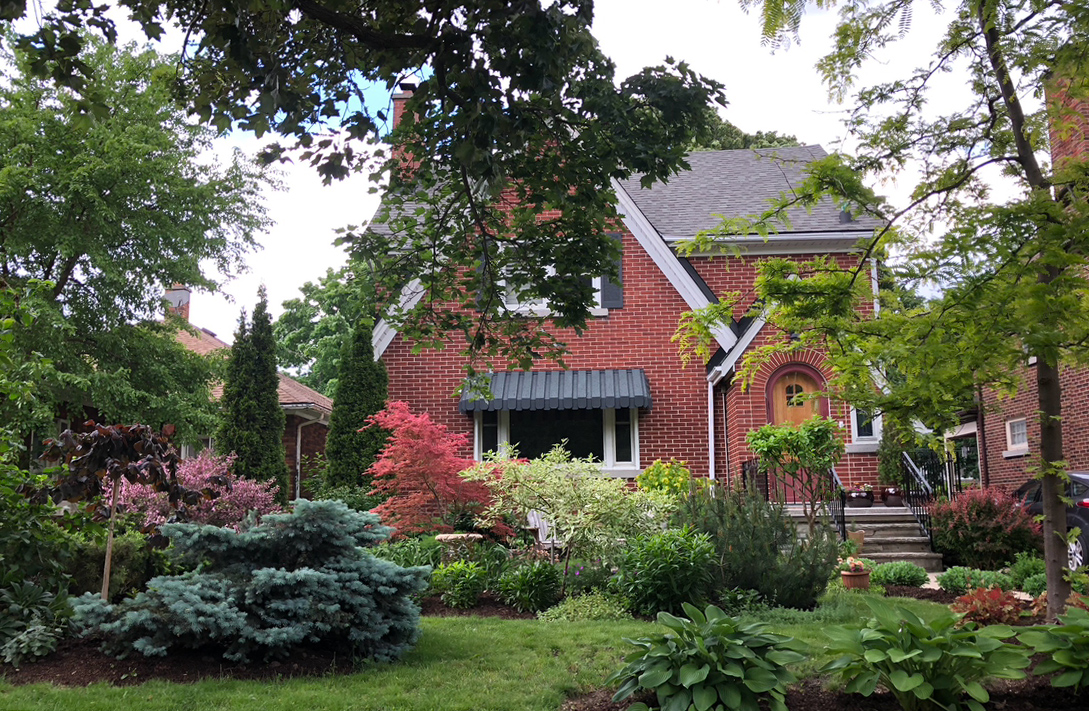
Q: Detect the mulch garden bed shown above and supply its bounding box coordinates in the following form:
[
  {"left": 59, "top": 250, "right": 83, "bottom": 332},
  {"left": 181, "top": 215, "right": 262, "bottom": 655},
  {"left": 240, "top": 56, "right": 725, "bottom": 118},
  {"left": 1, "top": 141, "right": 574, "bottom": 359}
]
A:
[{"left": 418, "top": 592, "right": 537, "bottom": 620}]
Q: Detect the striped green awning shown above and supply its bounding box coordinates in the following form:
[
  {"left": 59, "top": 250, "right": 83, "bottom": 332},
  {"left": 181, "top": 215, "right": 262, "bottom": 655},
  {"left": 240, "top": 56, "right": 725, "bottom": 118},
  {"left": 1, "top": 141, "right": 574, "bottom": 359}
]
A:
[{"left": 458, "top": 369, "right": 652, "bottom": 413}]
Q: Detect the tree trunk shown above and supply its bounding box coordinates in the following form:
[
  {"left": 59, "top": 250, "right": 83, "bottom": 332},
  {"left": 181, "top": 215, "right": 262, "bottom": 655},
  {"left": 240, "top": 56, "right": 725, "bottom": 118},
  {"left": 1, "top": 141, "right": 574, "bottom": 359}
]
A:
[
  {"left": 1037, "top": 349, "right": 1071, "bottom": 619},
  {"left": 100, "top": 476, "right": 121, "bottom": 602}
]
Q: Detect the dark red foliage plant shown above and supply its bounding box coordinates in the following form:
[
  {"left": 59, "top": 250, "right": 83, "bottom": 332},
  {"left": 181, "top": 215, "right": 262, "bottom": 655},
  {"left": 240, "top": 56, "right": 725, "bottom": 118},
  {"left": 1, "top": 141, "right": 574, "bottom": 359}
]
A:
[
  {"left": 367, "top": 401, "right": 510, "bottom": 539},
  {"left": 952, "top": 586, "right": 1023, "bottom": 626},
  {"left": 929, "top": 487, "right": 1042, "bottom": 569}
]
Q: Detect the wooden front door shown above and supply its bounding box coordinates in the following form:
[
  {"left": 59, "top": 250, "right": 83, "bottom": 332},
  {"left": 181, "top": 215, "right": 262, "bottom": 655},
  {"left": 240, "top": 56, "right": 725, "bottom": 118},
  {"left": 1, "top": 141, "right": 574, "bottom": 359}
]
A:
[{"left": 770, "top": 371, "right": 821, "bottom": 426}]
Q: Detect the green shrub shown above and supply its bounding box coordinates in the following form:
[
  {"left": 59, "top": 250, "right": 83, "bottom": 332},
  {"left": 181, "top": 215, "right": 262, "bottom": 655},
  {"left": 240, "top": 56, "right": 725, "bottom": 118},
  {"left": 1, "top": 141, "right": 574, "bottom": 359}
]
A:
[
  {"left": 67, "top": 530, "right": 171, "bottom": 602},
  {"left": 823, "top": 579, "right": 887, "bottom": 598},
  {"left": 1010, "top": 552, "right": 1046, "bottom": 591},
  {"left": 496, "top": 561, "right": 562, "bottom": 613},
  {"left": 871, "top": 561, "right": 929, "bottom": 587},
  {"left": 636, "top": 458, "right": 694, "bottom": 496},
  {"left": 1, "top": 620, "right": 64, "bottom": 667},
  {"left": 937, "top": 566, "right": 1013, "bottom": 595},
  {"left": 431, "top": 561, "right": 487, "bottom": 609},
  {"left": 674, "top": 483, "right": 838, "bottom": 610},
  {"left": 1022, "top": 572, "right": 1048, "bottom": 598},
  {"left": 563, "top": 559, "right": 614, "bottom": 596},
  {"left": 607, "top": 603, "right": 805, "bottom": 711},
  {"left": 717, "top": 587, "right": 767, "bottom": 616},
  {"left": 821, "top": 597, "right": 1031, "bottom": 711},
  {"left": 371, "top": 536, "right": 443, "bottom": 570},
  {"left": 72, "top": 500, "right": 428, "bottom": 663},
  {"left": 1020, "top": 606, "right": 1089, "bottom": 692},
  {"left": 537, "top": 591, "right": 632, "bottom": 622},
  {"left": 929, "top": 488, "right": 1041, "bottom": 569},
  {"left": 614, "top": 527, "right": 715, "bottom": 616}
]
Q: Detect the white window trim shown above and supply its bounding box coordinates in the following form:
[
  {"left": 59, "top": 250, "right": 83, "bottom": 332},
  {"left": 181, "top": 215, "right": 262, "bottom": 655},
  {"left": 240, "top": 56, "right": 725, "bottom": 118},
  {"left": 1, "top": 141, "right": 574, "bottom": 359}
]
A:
[
  {"left": 1004, "top": 418, "right": 1029, "bottom": 458},
  {"left": 503, "top": 272, "right": 607, "bottom": 316},
  {"left": 474, "top": 407, "right": 640, "bottom": 475},
  {"left": 845, "top": 407, "right": 881, "bottom": 454}
]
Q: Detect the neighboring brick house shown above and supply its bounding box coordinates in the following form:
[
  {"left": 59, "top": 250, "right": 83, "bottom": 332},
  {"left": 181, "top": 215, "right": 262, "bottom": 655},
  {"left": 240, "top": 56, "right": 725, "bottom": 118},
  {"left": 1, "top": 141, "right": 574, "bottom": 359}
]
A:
[
  {"left": 166, "top": 286, "right": 331, "bottom": 498},
  {"left": 372, "top": 97, "right": 883, "bottom": 484},
  {"left": 978, "top": 89, "right": 1089, "bottom": 491}
]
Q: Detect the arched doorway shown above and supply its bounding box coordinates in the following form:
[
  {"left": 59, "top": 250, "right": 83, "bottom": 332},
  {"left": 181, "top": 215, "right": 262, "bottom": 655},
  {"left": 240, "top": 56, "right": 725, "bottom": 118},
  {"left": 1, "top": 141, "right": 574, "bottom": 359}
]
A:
[{"left": 768, "top": 367, "right": 825, "bottom": 426}]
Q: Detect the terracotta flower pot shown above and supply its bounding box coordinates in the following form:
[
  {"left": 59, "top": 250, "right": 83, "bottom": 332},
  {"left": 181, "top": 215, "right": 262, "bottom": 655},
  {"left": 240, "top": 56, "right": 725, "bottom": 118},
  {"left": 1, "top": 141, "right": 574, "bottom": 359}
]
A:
[{"left": 841, "top": 570, "right": 871, "bottom": 590}]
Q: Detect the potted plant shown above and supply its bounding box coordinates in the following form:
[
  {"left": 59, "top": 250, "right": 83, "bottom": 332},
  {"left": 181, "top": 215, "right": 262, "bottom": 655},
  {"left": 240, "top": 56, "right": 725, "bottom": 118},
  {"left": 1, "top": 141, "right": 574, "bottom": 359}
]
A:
[
  {"left": 839, "top": 557, "right": 871, "bottom": 589},
  {"left": 844, "top": 483, "right": 874, "bottom": 508}
]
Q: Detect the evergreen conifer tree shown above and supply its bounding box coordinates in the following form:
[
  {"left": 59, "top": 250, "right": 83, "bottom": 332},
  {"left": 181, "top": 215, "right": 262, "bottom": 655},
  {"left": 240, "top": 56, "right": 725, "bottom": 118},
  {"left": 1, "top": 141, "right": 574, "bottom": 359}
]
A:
[
  {"left": 321, "top": 316, "right": 389, "bottom": 505},
  {"left": 217, "top": 287, "right": 288, "bottom": 499}
]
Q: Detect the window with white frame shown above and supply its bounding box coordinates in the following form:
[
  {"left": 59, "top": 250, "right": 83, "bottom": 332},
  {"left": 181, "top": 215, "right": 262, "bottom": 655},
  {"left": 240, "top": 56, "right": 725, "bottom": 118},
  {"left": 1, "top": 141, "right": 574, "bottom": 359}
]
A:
[
  {"left": 503, "top": 270, "right": 604, "bottom": 313},
  {"left": 475, "top": 407, "right": 638, "bottom": 471},
  {"left": 1006, "top": 418, "right": 1028, "bottom": 453},
  {"left": 180, "top": 437, "right": 214, "bottom": 460},
  {"left": 851, "top": 408, "right": 879, "bottom": 442}
]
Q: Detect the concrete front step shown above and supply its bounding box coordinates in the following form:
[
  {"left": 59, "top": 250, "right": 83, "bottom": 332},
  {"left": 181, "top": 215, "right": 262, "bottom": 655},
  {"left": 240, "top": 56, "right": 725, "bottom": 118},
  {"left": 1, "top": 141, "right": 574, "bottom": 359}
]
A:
[
  {"left": 860, "top": 536, "right": 933, "bottom": 554},
  {"left": 854, "top": 523, "right": 926, "bottom": 539},
  {"left": 864, "top": 551, "right": 945, "bottom": 573}
]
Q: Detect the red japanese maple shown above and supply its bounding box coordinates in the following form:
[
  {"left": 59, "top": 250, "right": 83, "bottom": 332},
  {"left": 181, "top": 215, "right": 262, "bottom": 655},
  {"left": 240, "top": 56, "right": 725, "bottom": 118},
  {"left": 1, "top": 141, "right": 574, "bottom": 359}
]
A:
[{"left": 367, "top": 401, "right": 507, "bottom": 538}]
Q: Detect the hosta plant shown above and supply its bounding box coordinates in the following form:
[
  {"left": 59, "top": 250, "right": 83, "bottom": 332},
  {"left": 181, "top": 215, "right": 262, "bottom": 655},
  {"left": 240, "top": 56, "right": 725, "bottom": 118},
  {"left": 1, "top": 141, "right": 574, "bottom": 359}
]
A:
[
  {"left": 607, "top": 603, "right": 805, "bottom": 711},
  {"left": 1019, "top": 606, "right": 1089, "bottom": 691},
  {"left": 821, "top": 597, "right": 1030, "bottom": 711},
  {"left": 951, "top": 587, "right": 1023, "bottom": 627}
]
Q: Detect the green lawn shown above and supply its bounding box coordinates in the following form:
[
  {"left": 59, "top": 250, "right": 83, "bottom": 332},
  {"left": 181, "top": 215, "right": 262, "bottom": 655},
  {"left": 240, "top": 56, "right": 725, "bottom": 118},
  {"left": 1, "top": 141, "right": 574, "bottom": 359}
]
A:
[{"left": 0, "top": 594, "right": 950, "bottom": 711}]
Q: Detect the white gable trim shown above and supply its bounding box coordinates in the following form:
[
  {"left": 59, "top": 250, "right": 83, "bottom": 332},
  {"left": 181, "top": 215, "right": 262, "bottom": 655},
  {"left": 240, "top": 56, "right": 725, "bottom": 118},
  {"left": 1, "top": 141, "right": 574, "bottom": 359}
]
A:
[
  {"left": 666, "top": 231, "right": 867, "bottom": 257},
  {"left": 373, "top": 279, "right": 426, "bottom": 358},
  {"left": 707, "top": 316, "right": 766, "bottom": 385},
  {"left": 612, "top": 179, "right": 737, "bottom": 354}
]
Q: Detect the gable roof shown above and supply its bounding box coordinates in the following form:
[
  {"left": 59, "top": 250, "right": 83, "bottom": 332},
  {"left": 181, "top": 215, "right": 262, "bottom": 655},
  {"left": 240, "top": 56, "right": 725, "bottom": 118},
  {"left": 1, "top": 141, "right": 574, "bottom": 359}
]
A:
[
  {"left": 618, "top": 146, "right": 882, "bottom": 238},
  {"left": 175, "top": 325, "right": 333, "bottom": 416}
]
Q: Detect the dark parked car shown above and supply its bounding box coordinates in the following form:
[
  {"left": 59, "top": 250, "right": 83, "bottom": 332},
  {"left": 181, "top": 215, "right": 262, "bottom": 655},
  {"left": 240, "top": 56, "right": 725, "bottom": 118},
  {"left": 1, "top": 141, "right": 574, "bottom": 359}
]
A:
[{"left": 1019, "top": 472, "right": 1089, "bottom": 569}]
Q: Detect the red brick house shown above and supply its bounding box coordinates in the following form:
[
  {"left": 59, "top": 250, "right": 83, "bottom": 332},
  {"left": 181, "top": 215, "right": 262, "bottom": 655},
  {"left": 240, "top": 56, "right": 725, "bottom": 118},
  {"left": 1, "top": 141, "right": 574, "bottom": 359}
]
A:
[
  {"left": 977, "top": 89, "right": 1089, "bottom": 491},
  {"left": 166, "top": 286, "right": 331, "bottom": 498},
  {"left": 372, "top": 111, "right": 883, "bottom": 483}
]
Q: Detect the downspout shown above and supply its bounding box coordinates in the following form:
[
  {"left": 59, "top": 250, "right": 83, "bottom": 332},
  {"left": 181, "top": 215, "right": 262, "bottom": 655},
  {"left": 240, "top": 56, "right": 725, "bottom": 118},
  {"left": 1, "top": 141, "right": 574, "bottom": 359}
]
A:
[
  {"left": 721, "top": 390, "right": 730, "bottom": 486},
  {"left": 295, "top": 416, "right": 324, "bottom": 500},
  {"left": 870, "top": 258, "right": 881, "bottom": 316},
  {"left": 707, "top": 381, "right": 716, "bottom": 480}
]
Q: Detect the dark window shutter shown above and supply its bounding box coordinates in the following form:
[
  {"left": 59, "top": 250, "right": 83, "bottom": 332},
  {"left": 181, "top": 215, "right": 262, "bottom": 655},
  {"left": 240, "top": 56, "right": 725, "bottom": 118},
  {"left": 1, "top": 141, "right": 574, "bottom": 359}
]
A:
[{"left": 601, "top": 233, "right": 624, "bottom": 309}]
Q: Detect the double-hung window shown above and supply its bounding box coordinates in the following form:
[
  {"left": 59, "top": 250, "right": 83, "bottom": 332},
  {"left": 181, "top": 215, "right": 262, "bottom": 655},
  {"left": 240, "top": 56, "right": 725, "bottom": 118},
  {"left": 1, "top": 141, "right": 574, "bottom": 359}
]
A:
[{"left": 475, "top": 407, "right": 639, "bottom": 473}]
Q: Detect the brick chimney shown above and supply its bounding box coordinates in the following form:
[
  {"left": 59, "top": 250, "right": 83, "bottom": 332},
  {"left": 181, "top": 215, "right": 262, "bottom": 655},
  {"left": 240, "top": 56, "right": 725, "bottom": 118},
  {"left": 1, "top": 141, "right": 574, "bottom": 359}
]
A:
[
  {"left": 164, "top": 284, "right": 191, "bottom": 321},
  {"left": 1048, "top": 78, "right": 1089, "bottom": 170},
  {"left": 391, "top": 82, "right": 416, "bottom": 130}
]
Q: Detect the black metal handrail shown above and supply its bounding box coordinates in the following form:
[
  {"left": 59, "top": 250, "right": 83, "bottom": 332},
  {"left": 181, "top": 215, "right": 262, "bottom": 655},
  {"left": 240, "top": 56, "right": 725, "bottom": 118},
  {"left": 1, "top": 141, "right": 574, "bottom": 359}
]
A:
[
  {"left": 901, "top": 451, "right": 935, "bottom": 543},
  {"left": 740, "top": 459, "right": 846, "bottom": 541}
]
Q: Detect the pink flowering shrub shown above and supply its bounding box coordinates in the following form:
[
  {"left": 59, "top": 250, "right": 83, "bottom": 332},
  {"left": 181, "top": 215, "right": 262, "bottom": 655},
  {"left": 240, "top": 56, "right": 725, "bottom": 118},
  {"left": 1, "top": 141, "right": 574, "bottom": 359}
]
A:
[
  {"left": 119, "top": 450, "right": 282, "bottom": 530},
  {"left": 930, "top": 487, "right": 1042, "bottom": 569}
]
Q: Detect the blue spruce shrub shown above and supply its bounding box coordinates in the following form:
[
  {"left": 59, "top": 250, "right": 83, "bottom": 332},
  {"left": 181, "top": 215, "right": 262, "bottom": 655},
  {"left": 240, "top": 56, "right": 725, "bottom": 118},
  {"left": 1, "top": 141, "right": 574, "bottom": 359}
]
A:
[{"left": 72, "top": 500, "right": 429, "bottom": 663}]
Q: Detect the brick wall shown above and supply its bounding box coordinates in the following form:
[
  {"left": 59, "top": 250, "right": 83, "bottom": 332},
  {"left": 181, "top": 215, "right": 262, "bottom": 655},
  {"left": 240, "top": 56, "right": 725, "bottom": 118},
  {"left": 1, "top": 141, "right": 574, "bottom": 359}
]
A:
[
  {"left": 983, "top": 363, "right": 1089, "bottom": 491},
  {"left": 383, "top": 230, "right": 878, "bottom": 481}
]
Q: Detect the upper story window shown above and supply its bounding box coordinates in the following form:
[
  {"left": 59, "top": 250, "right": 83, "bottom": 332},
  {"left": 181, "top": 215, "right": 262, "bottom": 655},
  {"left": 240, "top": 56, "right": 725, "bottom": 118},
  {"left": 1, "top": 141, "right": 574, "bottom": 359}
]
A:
[{"left": 503, "top": 269, "right": 604, "bottom": 313}]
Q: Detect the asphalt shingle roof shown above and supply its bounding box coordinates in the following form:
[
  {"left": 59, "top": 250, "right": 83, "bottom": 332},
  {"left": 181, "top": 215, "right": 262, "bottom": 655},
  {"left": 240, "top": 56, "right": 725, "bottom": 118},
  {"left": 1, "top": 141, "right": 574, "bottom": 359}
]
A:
[{"left": 618, "top": 146, "right": 882, "bottom": 237}]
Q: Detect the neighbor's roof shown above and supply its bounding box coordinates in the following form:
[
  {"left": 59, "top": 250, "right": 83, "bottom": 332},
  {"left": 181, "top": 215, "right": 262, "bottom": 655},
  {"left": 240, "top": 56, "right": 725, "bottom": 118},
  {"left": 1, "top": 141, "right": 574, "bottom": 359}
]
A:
[
  {"left": 175, "top": 325, "right": 333, "bottom": 415},
  {"left": 618, "top": 146, "right": 883, "bottom": 237}
]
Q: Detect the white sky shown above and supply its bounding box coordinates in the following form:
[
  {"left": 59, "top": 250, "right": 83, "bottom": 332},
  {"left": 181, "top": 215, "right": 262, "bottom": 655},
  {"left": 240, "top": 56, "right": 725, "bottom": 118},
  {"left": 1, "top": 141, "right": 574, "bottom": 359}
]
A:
[{"left": 181, "top": 1, "right": 962, "bottom": 341}]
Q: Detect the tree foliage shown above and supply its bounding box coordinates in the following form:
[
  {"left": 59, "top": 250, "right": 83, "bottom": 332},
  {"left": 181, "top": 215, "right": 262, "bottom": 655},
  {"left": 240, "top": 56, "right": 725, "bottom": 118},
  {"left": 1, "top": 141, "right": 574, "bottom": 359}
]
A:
[
  {"left": 0, "top": 36, "right": 269, "bottom": 443},
  {"left": 689, "top": 107, "right": 801, "bottom": 152},
  {"left": 216, "top": 288, "right": 288, "bottom": 498},
  {"left": 274, "top": 261, "right": 373, "bottom": 397},
  {"left": 367, "top": 401, "right": 498, "bottom": 537},
  {"left": 746, "top": 417, "right": 844, "bottom": 535},
  {"left": 682, "top": 0, "right": 1089, "bottom": 616},
  {"left": 4, "top": 1, "right": 725, "bottom": 370},
  {"left": 323, "top": 316, "right": 389, "bottom": 495}
]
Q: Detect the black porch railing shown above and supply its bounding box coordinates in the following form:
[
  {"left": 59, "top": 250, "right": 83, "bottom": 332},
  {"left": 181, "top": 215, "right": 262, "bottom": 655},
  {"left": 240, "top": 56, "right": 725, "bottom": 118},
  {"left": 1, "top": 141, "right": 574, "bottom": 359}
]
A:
[
  {"left": 899, "top": 448, "right": 966, "bottom": 544},
  {"left": 740, "top": 459, "right": 847, "bottom": 541}
]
